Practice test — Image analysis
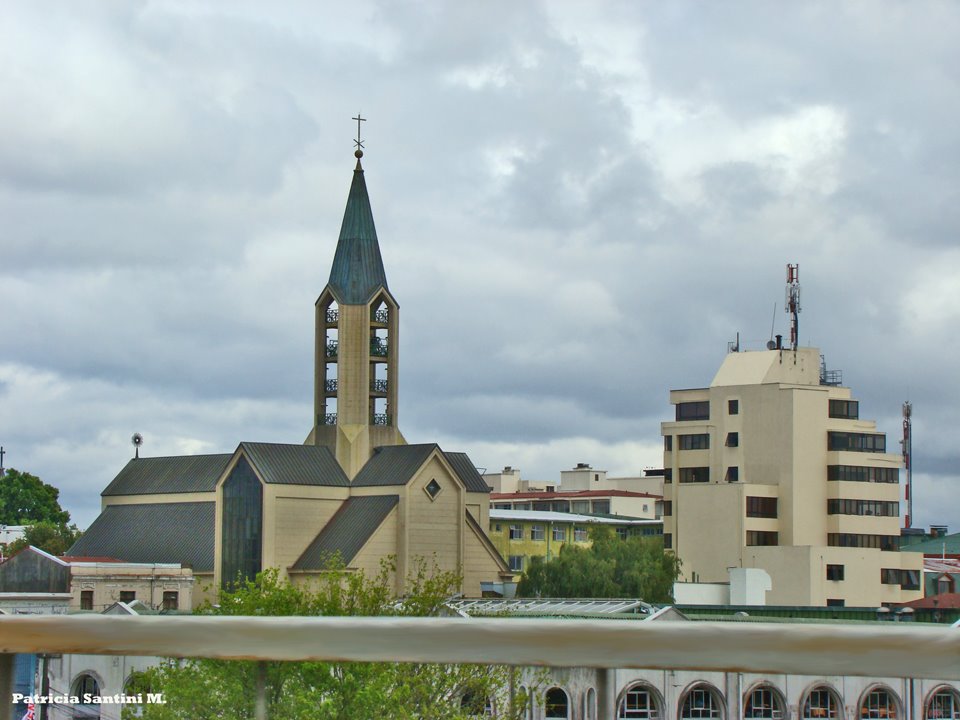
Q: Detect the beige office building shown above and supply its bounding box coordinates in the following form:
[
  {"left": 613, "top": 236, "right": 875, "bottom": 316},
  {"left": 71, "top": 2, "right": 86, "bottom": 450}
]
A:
[{"left": 661, "top": 346, "right": 922, "bottom": 607}]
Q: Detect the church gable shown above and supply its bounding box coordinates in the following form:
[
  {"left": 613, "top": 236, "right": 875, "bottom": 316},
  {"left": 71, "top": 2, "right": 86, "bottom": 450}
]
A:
[{"left": 290, "top": 494, "right": 399, "bottom": 570}]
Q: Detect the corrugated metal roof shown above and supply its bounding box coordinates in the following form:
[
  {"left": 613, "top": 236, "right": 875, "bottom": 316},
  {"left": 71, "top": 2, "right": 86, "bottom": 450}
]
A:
[
  {"left": 67, "top": 502, "right": 215, "bottom": 571},
  {"left": 490, "top": 489, "right": 662, "bottom": 500},
  {"left": 490, "top": 509, "right": 661, "bottom": 525},
  {"left": 240, "top": 442, "right": 348, "bottom": 486},
  {"left": 101, "top": 454, "right": 232, "bottom": 496},
  {"left": 445, "top": 452, "right": 493, "bottom": 493},
  {"left": 447, "top": 598, "right": 654, "bottom": 617},
  {"left": 327, "top": 159, "right": 389, "bottom": 305},
  {"left": 901, "top": 532, "right": 960, "bottom": 555},
  {"left": 292, "top": 494, "right": 398, "bottom": 569},
  {"left": 351, "top": 444, "right": 437, "bottom": 487}
]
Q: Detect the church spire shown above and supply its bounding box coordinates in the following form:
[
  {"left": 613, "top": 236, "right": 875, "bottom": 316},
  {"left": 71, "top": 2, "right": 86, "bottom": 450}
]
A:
[
  {"left": 306, "top": 123, "right": 405, "bottom": 475},
  {"left": 327, "top": 116, "right": 388, "bottom": 305}
]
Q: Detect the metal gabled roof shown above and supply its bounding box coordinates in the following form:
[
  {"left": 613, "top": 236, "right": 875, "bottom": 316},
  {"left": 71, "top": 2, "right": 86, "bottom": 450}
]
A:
[
  {"left": 101, "top": 454, "right": 232, "bottom": 496},
  {"left": 66, "top": 502, "right": 215, "bottom": 571},
  {"left": 445, "top": 451, "right": 493, "bottom": 494},
  {"left": 292, "top": 494, "right": 398, "bottom": 569},
  {"left": 326, "top": 159, "right": 389, "bottom": 305},
  {"left": 350, "top": 444, "right": 438, "bottom": 487},
  {"left": 239, "top": 442, "right": 348, "bottom": 486},
  {"left": 447, "top": 598, "right": 655, "bottom": 618}
]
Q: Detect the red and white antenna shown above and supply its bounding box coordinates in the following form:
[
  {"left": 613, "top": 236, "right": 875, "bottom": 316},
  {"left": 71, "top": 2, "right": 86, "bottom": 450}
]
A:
[
  {"left": 785, "top": 264, "right": 801, "bottom": 351},
  {"left": 902, "top": 401, "right": 913, "bottom": 529}
]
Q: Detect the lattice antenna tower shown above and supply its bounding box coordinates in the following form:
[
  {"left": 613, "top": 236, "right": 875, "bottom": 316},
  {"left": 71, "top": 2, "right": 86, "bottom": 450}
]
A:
[{"left": 785, "top": 263, "right": 801, "bottom": 351}]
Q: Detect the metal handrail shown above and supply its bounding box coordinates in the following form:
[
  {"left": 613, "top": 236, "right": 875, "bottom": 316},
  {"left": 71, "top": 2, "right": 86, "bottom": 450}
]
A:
[{"left": 0, "top": 616, "right": 957, "bottom": 680}]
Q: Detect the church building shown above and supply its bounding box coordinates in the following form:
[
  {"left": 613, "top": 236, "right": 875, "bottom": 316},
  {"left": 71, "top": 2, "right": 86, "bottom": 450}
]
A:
[{"left": 67, "top": 144, "right": 511, "bottom": 602}]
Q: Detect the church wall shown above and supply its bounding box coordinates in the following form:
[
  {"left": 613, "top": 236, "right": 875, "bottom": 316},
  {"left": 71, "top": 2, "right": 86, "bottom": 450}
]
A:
[
  {"left": 404, "top": 456, "right": 463, "bottom": 581},
  {"left": 262, "top": 487, "right": 349, "bottom": 578},
  {"left": 102, "top": 492, "right": 214, "bottom": 509},
  {"left": 344, "top": 508, "right": 398, "bottom": 588},
  {"left": 462, "top": 521, "right": 505, "bottom": 598}
]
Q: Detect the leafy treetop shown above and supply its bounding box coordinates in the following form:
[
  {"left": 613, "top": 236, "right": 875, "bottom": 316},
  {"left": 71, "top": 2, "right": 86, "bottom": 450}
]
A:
[
  {"left": 0, "top": 468, "right": 71, "bottom": 526},
  {"left": 516, "top": 525, "right": 681, "bottom": 601},
  {"left": 128, "top": 559, "right": 536, "bottom": 720}
]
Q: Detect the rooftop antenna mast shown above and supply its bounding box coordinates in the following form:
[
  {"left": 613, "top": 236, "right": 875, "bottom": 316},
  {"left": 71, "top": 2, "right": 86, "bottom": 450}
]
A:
[
  {"left": 785, "top": 263, "right": 801, "bottom": 351},
  {"left": 901, "top": 402, "right": 913, "bottom": 529}
]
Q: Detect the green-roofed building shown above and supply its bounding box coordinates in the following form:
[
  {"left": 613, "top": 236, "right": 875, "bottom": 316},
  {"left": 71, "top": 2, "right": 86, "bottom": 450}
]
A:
[{"left": 67, "top": 146, "right": 510, "bottom": 606}]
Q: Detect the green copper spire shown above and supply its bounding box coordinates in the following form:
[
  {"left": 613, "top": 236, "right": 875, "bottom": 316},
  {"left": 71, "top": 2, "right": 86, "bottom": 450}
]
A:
[{"left": 327, "top": 153, "right": 389, "bottom": 305}]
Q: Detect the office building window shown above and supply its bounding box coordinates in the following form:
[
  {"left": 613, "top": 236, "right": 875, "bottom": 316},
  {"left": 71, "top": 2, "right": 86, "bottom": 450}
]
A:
[
  {"left": 726, "top": 432, "right": 739, "bottom": 447},
  {"left": 676, "top": 401, "right": 710, "bottom": 421},
  {"left": 119, "top": 591, "right": 136, "bottom": 603},
  {"left": 826, "top": 564, "right": 844, "bottom": 581},
  {"left": 508, "top": 556, "right": 524, "bottom": 572},
  {"left": 827, "top": 465, "right": 898, "bottom": 483},
  {"left": 728, "top": 399, "right": 739, "bottom": 415},
  {"left": 552, "top": 526, "right": 566, "bottom": 542},
  {"left": 827, "top": 499, "right": 899, "bottom": 517},
  {"left": 726, "top": 466, "right": 739, "bottom": 482},
  {"left": 664, "top": 435, "right": 673, "bottom": 451},
  {"left": 545, "top": 688, "right": 570, "bottom": 720},
  {"left": 592, "top": 500, "right": 610, "bottom": 514},
  {"left": 574, "top": 526, "right": 588, "bottom": 542},
  {"left": 829, "top": 399, "right": 859, "bottom": 419},
  {"left": 679, "top": 467, "right": 710, "bottom": 483},
  {"left": 663, "top": 533, "right": 672, "bottom": 549},
  {"left": 746, "top": 496, "right": 777, "bottom": 518},
  {"left": 509, "top": 525, "right": 523, "bottom": 540},
  {"left": 746, "top": 531, "right": 778, "bottom": 546},
  {"left": 531, "top": 525, "right": 545, "bottom": 541},
  {"left": 829, "top": 534, "right": 898, "bottom": 550},
  {"left": 828, "top": 431, "right": 886, "bottom": 453},
  {"left": 663, "top": 501, "right": 672, "bottom": 516},
  {"left": 663, "top": 469, "right": 672, "bottom": 483},
  {"left": 679, "top": 433, "right": 710, "bottom": 450}
]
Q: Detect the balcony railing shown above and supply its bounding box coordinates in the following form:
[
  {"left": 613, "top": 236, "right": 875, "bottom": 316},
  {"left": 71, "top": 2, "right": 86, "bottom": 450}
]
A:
[
  {"left": 371, "top": 413, "right": 391, "bottom": 426},
  {"left": 325, "top": 308, "right": 339, "bottom": 324},
  {"left": 370, "top": 338, "right": 388, "bottom": 357},
  {"left": 371, "top": 379, "right": 388, "bottom": 393},
  {"left": 372, "top": 307, "right": 389, "bottom": 324},
  {"left": 322, "top": 413, "right": 337, "bottom": 425},
  {"left": 325, "top": 379, "right": 338, "bottom": 393},
  {"left": 0, "top": 616, "right": 957, "bottom": 720},
  {"left": 325, "top": 340, "right": 338, "bottom": 358}
]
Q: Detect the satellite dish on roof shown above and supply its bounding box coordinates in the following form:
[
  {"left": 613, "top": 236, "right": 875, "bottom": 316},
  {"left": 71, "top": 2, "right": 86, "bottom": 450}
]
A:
[{"left": 132, "top": 432, "right": 144, "bottom": 459}]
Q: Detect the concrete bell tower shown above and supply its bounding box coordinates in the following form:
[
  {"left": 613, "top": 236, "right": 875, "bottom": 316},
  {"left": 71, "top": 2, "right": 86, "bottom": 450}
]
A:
[{"left": 305, "top": 139, "right": 405, "bottom": 477}]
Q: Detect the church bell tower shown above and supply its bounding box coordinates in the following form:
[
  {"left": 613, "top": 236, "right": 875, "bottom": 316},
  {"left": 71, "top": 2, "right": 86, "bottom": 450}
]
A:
[{"left": 306, "top": 128, "right": 405, "bottom": 477}]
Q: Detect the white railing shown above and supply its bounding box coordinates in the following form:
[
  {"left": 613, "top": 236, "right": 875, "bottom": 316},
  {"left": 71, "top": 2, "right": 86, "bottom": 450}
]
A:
[{"left": 1, "top": 616, "right": 957, "bottom": 677}]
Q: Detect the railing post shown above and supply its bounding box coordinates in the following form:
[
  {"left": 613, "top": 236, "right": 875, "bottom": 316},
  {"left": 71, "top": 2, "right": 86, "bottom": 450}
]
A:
[
  {"left": 0, "top": 654, "right": 14, "bottom": 720},
  {"left": 255, "top": 661, "right": 268, "bottom": 720},
  {"left": 597, "top": 667, "right": 615, "bottom": 719}
]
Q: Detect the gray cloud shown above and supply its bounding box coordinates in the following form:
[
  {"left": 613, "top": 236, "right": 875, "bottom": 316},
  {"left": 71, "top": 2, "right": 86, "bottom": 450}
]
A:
[{"left": 1, "top": 1, "right": 958, "bottom": 531}]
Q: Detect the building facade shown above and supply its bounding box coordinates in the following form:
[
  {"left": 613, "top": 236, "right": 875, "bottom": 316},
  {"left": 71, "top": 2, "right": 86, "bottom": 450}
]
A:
[
  {"left": 661, "top": 346, "right": 922, "bottom": 607},
  {"left": 66, "top": 150, "right": 510, "bottom": 599}
]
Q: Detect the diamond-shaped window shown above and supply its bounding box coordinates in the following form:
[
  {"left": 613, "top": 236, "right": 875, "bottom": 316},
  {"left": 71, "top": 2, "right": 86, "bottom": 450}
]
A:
[{"left": 425, "top": 479, "right": 442, "bottom": 500}]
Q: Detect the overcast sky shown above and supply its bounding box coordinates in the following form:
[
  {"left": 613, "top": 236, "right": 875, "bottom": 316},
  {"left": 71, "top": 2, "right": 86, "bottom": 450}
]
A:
[{"left": 1, "top": 1, "right": 957, "bottom": 531}]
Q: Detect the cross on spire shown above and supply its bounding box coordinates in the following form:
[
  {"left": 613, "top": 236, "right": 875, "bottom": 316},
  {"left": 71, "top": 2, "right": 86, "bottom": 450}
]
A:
[{"left": 352, "top": 113, "right": 366, "bottom": 157}]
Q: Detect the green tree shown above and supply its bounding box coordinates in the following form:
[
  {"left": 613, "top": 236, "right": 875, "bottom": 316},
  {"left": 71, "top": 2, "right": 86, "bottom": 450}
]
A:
[
  {"left": 128, "top": 560, "right": 534, "bottom": 720},
  {"left": 5, "top": 520, "right": 83, "bottom": 557},
  {"left": 516, "top": 526, "right": 681, "bottom": 601},
  {"left": 0, "top": 468, "right": 71, "bottom": 525}
]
